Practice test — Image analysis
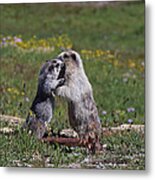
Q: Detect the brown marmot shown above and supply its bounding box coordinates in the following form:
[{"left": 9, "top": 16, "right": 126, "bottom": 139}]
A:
[{"left": 56, "top": 50, "right": 101, "bottom": 153}]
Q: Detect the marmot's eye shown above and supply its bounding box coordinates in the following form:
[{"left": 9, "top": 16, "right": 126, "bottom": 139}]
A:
[
  {"left": 48, "top": 65, "right": 53, "bottom": 72},
  {"left": 63, "top": 53, "right": 69, "bottom": 59},
  {"left": 52, "top": 60, "right": 57, "bottom": 64},
  {"left": 71, "top": 53, "right": 76, "bottom": 61},
  {"left": 56, "top": 63, "right": 60, "bottom": 68}
]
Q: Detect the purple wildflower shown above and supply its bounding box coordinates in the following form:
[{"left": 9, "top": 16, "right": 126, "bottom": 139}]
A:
[
  {"left": 127, "top": 119, "right": 133, "bottom": 124},
  {"left": 102, "top": 110, "right": 107, "bottom": 115},
  {"left": 2, "top": 41, "right": 6, "bottom": 45},
  {"left": 14, "top": 37, "right": 22, "bottom": 43},
  {"left": 127, "top": 107, "right": 135, "bottom": 113}
]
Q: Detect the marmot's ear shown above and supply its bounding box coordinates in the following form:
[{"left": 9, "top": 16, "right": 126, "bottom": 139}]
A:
[{"left": 71, "top": 53, "right": 76, "bottom": 61}]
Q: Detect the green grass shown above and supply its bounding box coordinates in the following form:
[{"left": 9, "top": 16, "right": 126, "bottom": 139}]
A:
[
  {"left": 0, "top": 1, "right": 145, "bottom": 169},
  {"left": 0, "top": 2, "right": 144, "bottom": 53}
]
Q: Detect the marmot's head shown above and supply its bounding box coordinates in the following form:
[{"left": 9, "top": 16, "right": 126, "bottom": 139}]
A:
[
  {"left": 57, "top": 50, "right": 84, "bottom": 72},
  {"left": 39, "top": 59, "right": 65, "bottom": 79},
  {"left": 39, "top": 59, "right": 65, "bottom": 94}
]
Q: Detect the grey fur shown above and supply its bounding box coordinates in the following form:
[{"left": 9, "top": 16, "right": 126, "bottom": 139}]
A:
[
  {"left": 56, "top": 50, "right": 101, "bottom": 152},
  {"left": 23, "top": 59, "right": 65, "bottom": 139}
]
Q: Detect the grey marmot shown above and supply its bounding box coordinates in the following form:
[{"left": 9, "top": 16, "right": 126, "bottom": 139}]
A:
[
  {"left": 56, "top": 50, "right": 101, "bottom": 152},
  {"left": 23, "top": 59, "right": 66, "bottom": 139}
]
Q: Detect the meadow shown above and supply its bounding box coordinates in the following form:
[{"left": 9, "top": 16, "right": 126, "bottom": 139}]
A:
[{"left": 0, "top": 2, "right": 145, "bottom": 169}]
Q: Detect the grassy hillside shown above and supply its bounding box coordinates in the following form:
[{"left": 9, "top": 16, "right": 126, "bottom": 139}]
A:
[
  {"left": 0, "top": 1, "right": 145, "bottom": 169},
  {"left": 0, "top": 2, "right": 144, "bottom": 52}
]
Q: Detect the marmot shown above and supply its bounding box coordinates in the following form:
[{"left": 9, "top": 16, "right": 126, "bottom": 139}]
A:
[
  {"left": 56, "top": 50, "right": 101, "bottom": 153},
  {"left": 23, "top": 59, "right": 66, "bottom": 139}
]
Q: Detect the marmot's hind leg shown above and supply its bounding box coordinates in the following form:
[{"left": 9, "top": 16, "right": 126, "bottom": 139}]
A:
[
  {"left": 80, "top": 121, "right": 102, "bottom": 154},
  {"left": 22, "top": 114, "right": 47, "bottom": 139},
  {"left": 80, "top": 132, "right": 102, "bottom": 154}
]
